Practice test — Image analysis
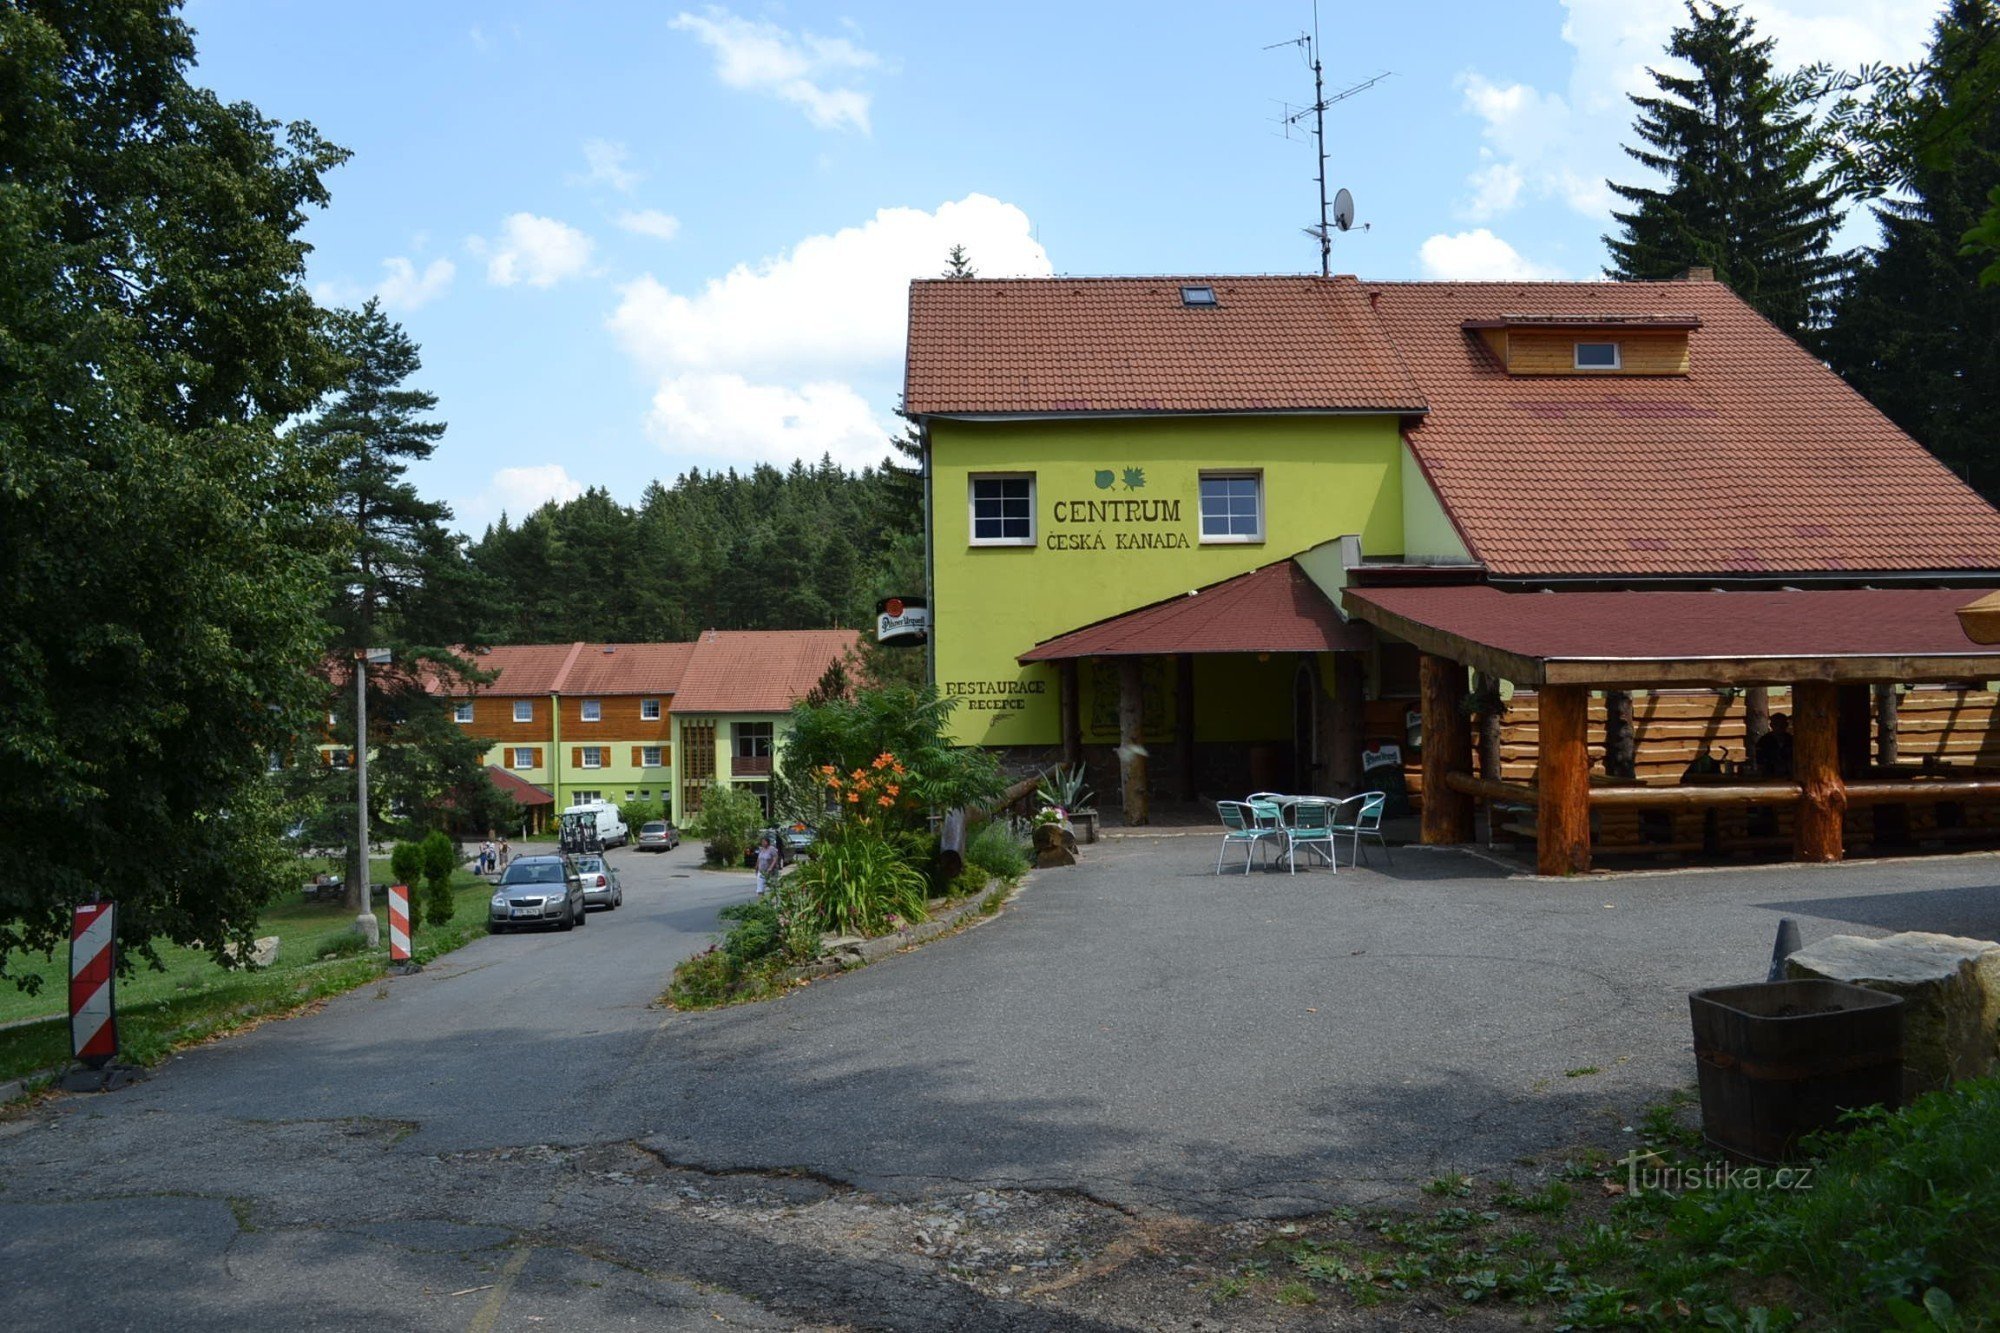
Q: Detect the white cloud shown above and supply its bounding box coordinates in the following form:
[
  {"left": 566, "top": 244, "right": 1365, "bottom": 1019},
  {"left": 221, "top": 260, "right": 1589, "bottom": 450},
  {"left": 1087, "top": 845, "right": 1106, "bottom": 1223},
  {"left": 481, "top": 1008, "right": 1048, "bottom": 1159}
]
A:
[
  {"left": 473, "top": 213, "right": 595, "bottom": 289},
  {"left": 1457, "top": 0, "right": 1942, "bottom": 224},
  {"left": 481, "top": 464, "right": 586, "bottom": 519},
  {"left": 1418, "top": 230, "right": 1565, "bottom": 281},
  {"left": 607, "top": 192, "right": 1050, "bottom": 469},
  {"left": 616, "top": 209, "right": 682, "bottom": 242},
  {"left": 376, "top": 257, "right": 455, "bottom": 311},
  {"left": 670, "top": 7, "right": 883, "bottom": 133},
  {"left": 577, "top": 139, "right": 641, "bottom": 193}
]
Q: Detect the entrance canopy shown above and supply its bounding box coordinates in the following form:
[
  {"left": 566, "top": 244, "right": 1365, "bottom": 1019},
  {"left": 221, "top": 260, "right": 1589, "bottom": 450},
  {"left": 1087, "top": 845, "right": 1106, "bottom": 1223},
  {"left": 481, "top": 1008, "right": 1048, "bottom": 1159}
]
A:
[
  {"left": 1344, "top": 584, "right": 2000, "bottom": 687},
  {"left": 1020, "top": 559, "right": 1371, "bottom": 663}
]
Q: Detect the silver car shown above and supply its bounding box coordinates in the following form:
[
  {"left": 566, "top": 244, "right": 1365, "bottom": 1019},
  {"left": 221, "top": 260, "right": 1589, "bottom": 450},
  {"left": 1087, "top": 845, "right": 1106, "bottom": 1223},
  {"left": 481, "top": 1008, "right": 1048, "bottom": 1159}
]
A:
[
  {"left": 572, "top": 854, "right": 623, "bottom": 911},
  {"left": 488, "top": 855, "right": 587, "bottom": 933}
]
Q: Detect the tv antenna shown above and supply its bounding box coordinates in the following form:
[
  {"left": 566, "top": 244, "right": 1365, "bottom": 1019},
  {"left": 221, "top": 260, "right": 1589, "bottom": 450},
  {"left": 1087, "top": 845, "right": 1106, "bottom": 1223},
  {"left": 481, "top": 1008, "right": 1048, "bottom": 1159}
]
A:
[{"left": 1266, "top": 3, "right": 1390, "bottom": 277}]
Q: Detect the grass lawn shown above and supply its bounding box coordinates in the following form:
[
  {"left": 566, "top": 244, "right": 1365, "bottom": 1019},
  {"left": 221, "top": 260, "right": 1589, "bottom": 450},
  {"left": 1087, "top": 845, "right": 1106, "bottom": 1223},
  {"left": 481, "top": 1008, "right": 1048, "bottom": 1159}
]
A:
[{"left": 0, "top": 864, "right": 496, "bottom": 1086}]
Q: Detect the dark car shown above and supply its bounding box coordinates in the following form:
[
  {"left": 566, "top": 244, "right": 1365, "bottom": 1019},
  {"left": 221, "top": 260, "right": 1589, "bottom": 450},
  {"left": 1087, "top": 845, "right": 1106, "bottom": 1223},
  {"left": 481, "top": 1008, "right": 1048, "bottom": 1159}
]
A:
[
  {"left": 635, "top": 820, "right": 680, "bottom": 852},
  {"left": 488, "top": 854, "right": 587, "bottom": 933},
  {"left": 779, "top": 822, "right": 817, "bottom": 856}
]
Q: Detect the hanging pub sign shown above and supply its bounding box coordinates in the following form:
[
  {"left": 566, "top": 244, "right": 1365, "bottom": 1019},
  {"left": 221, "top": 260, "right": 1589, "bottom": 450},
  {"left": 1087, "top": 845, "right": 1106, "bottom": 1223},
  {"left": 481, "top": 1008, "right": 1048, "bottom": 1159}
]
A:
[{"left": 876, "top": 597, "right": 930, "bottom": 646}]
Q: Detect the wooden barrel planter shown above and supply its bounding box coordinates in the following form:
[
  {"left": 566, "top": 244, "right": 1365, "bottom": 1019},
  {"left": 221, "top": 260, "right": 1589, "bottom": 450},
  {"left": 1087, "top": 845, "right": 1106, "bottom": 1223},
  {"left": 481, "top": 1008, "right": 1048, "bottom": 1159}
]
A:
[{"left": 1689, "top": 979, "right": 1904, "bottom": 1164}]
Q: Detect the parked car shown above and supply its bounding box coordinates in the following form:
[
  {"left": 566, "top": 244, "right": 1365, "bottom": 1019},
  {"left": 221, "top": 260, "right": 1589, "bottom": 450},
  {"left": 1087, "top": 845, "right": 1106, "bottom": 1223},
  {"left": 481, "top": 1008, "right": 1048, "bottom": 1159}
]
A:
[
  {"left": 779, "top": 822, "right": 817, "bottom": 856},
  {"left": 488, "top": 854, "right": 587, "bottom": 933},
  {"left": 572, "top": 854, "right": 623, "bottom": 910},
  {"left": 635, "top": 820, "right": 680, "bottom": 852},
  {"left": 571, "top": 800, "right": 629, "bottom": 848}
]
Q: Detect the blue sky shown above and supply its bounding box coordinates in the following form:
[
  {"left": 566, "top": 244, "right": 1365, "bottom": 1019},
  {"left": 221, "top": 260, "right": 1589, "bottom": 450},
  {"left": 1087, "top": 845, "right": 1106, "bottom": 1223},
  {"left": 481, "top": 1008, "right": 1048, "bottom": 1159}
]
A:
[{"left": 183, "top": 0, "right": 1942, "bottom": 532}]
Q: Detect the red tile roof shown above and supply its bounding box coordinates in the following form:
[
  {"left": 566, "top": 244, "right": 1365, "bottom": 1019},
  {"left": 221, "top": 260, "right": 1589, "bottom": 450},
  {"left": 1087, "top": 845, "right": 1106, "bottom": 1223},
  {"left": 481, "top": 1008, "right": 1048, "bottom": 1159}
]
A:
[
  {"left": 904, "top": 276, "right": 1427, "bottom": 416},
  {"left": 669, "top": 629, "right": 860, "bottom": 715},
  {"left": 486, "top": 765, "right": 555, "bottom": 807},
  {"left": 1371, "top": 279, "right": 2000, "bottom": 577},
  {"left": 554, "top": 643, "right": 696, "bottom": 696},
  {"left": 1021, "top": 559, "right": 1371, "bottom": 661},
  {"left": 1345, "top": 584, "right": 2000, "bottom": 682},
  {"left": 459, "top": 642, "right": 695, "bottom": 697}
]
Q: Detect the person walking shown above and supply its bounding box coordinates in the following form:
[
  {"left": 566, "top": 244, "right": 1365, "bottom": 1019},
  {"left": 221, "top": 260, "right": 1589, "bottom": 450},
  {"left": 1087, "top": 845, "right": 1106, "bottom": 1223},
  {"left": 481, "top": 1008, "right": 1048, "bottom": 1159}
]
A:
[
  {"left": 479, "top": 838, "right": 494, "bottom": 875},
  {"left": 754, "top": 836, "right": 779, "bottom": 896},
  {"left": 497, "top": 837, "right": 510, "bottom": 870}
]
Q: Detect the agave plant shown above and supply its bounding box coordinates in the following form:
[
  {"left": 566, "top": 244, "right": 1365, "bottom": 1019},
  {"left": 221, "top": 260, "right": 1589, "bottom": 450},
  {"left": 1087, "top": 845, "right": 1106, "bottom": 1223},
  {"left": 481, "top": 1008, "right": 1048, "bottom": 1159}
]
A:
[{"left": 1035, "top": 763, "right": 1094, "bottom": 813}]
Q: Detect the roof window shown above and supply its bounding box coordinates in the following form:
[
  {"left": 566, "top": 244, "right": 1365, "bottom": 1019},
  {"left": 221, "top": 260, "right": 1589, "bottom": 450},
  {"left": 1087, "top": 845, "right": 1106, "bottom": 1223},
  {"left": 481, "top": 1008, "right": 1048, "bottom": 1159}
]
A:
[{"left": 1179, "top": 285, "right": 1217, "bottom": 308}]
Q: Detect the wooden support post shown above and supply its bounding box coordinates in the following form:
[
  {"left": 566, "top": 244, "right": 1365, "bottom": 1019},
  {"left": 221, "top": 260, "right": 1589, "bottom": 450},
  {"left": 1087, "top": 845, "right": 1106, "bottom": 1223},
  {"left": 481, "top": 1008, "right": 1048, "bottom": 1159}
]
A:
[
  {"left": 1836, "top": 683, "right": 1871, "bottom": 779},
  {"left": 1059, "top": 660, "right": 1082, "bottom": 769},
  {"left": 1793, "top": 681, "right": 1846, "bottom": 863},
  {"left": 1874, "top": 684, "right": 1899, "bottom": 767},
  {"left": 1473, "top": 670, "right": 1505, "bottom": 782},
  {"left": 1175, "top": 654, "right": 1197, "bottom": 801},
  {"left": 1419, "top": 654, "right": 1474, "bottom": 844},
  {"left": 1536, "top": 686, "right": 1592, "bottom": 875},
  {"left": 1117, "top": 657, "right": 1149, "bottom": 827},
  {"left": 1603, "top": 689, "right": 1637, "bottom": 780},
  {"left": 1331, "top": 654, "right": 1364, "bottom": 795},
  {"left": 1744, "top": 686, "right": 1771, "bottom": 772}
]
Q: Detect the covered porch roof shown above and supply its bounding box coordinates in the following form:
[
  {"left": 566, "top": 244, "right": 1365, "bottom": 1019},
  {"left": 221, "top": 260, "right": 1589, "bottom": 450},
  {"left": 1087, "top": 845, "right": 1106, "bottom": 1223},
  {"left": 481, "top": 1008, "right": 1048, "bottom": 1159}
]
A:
[
  {"left": 1019, "top": 559, "right": 1372, "bottom": 663},
  {"left": 1344, "top": 584, "right": 2000, "bottom": 688},
  {"left": 486, "top": 765, "right": 555, "bottom": 807}
]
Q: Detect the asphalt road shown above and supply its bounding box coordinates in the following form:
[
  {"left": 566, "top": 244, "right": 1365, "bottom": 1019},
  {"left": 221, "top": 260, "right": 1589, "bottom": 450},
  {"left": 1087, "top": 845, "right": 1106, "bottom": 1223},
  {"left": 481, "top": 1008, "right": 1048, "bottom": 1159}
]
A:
[{"left": 4, "top": 837, "right": 1997, "bottom": 1329}]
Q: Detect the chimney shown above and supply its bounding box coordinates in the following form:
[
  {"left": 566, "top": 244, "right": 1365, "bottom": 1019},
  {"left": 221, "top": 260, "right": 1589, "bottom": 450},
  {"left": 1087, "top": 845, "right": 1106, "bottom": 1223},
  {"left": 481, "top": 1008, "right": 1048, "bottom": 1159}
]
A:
[{"left": 1679, "top": 265, "right": 1715, "bottom": 282}]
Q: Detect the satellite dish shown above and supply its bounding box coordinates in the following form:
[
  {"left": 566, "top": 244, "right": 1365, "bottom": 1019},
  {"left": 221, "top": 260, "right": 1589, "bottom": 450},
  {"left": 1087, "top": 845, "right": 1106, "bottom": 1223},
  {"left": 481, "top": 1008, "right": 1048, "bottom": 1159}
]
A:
[{"left": 1332, "top": 188, "right": 1356, "bottom": 232}]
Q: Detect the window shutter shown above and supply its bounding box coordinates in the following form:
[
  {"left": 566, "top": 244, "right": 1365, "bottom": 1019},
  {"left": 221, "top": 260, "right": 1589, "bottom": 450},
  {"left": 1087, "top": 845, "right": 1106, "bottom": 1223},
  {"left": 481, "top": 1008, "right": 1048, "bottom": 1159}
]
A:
[
  {"left": 531, "top": 748, "right": 541, "bottom": 768},
  {"left": 662, "top": 745, "right": 671, "bottom": 767},
  {"left": 573, "top": 747, "right": 583, "bottom": 768},
  {"left": 631, "top": 746, "right": 643, "bottom": 767}
]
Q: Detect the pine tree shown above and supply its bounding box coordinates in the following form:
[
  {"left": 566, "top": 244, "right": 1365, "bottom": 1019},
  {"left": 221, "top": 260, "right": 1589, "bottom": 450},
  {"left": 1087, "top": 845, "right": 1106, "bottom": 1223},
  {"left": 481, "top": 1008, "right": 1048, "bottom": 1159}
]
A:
[
  {"left": 286, "top": 301, "right": 495, "bottom": 904},
  {"left": 1821, "top": 0, "right": 2000, "bottom": 499},
  {"left": 943, "top": 244, "right": 977, "bottom": 278},
  {"left": 1605, "top": 1, "right": 1847, "bottom": 335}
]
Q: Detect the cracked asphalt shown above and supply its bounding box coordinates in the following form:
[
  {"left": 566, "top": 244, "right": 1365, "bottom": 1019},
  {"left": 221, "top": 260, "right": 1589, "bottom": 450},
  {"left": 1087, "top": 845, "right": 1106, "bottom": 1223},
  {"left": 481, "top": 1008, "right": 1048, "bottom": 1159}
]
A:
[{"left": 4, "top": 836, "right": 1997, "bottom": 1329}]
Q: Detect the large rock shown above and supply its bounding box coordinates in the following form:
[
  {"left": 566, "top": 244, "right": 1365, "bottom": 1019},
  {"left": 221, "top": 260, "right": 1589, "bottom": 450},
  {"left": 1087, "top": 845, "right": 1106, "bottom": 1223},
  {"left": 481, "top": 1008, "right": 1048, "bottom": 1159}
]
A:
[
  {"left": 222, "top": 935, "right": 282, "bottom": 970},
  {"left": 1786, "top": 931, "right": 2000, "bottom": 1100},
  {"left": 1032, "top": 821, "right": 1076, "bottom": 868}
]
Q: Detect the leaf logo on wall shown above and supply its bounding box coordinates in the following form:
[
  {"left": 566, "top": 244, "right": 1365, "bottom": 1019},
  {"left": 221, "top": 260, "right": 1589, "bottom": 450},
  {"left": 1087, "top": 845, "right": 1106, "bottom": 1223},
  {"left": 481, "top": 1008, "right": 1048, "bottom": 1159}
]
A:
[
  {"left": 1122, "top": 467, "right": 1146, "bottom": 490},
  {"left": 1094, "top": 470, "right": 1115, "bottom": 490}
]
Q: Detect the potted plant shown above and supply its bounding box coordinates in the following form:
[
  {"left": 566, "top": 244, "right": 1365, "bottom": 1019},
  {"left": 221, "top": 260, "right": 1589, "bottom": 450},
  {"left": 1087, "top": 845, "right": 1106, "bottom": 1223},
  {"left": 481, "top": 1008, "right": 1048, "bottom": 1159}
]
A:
[{"left": 1036, "top": 764, "right": 1096, "bottom": 843}]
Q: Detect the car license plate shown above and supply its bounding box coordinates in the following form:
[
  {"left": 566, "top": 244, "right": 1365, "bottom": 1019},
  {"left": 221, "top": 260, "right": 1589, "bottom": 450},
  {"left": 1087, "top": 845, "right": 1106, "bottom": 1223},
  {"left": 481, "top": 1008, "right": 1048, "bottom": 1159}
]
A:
[{"left": 510, "top": 907, "right": 533, "bottom": 918}]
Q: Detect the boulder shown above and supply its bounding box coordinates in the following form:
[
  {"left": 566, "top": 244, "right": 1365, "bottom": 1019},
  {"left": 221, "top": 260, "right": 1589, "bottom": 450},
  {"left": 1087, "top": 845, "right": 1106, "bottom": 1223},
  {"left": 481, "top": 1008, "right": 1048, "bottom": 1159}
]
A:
[
  {"left": 221, "top": 935, "right": 282, "bottom": 969},
  {"left": 1786, "top": 931, "right": 2000, "bottom": 1100},
  {"left": 1032, "top": 821, "right": 1076, "bottom": 868}
]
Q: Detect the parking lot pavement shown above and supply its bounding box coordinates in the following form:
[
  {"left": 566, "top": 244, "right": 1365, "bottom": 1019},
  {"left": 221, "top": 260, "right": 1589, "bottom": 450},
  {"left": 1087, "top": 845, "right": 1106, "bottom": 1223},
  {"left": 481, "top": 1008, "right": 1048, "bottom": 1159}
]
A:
[
  {"left": 5, "top": 836, "right": 1997, "bottom": 1327},
  {"left": 622, "top": 842, "right": 2000, "bottom": 1217}
]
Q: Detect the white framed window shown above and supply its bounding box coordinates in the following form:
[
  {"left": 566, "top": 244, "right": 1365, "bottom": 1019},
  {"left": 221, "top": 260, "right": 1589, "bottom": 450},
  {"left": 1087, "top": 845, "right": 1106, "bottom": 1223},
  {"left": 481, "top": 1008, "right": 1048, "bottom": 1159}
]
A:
[
  {"left": 511, "top": 747, "right": 535, "bottom": 769},
  {"left": 572, "top": 790, "right": 600, "bottom": 806},
  {"left": 513, "top": 700, "right": 533, "bottom": 723},
  {"left": 581, "top": 699, "right": 602, "bottom": 722},
  {"left": 453, "top": 701, "right": 474, "bottom": 724},
  {"left": 1199, "top": 471, "right": 1264, "bottom": 543},
  {"left": 1574, "top": 341, "right": 1621, "bottom": 370},
  {"left": 969, "top": 473, "right": 1035, "bottom": 546},
  {"left": 580, "top": 746, "right": 605, "bottom": 768},
  {"left": 641, "top": 746, "right": 664, "bottom": 767},
  {"left": 641, "top": 698, "right": 661, "bottom": 721}
]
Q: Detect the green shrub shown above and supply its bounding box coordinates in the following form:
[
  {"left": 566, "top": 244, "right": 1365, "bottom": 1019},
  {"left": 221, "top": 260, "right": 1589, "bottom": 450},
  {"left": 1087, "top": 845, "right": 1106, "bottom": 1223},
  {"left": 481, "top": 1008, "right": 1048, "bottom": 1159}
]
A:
[
  {"left": 419, "top": 829, "right": 456, "bottom": 926},
  {"left": 694, "top": 781, "right": 763, "bottom": 867},
  {"left": 314, "top": 931, "right": 369, "bottom": 960},
  {"left": 389, "top": 841, "right": 424, "bottom": 891},
  {"left": 965, "top": 819, "right": 1030, "bottom": 882},
  {"left": 948, "top": 865, "right": 991, "bottom": 898},
  {"left": 788, "top": 826, "right": 930, "bottom": 936},
  {"left": 619, "top": 798, "right": 662, "bottom": 832},
  {"left": 667, "top": 948, "right": 740, "bottom": 1008}
]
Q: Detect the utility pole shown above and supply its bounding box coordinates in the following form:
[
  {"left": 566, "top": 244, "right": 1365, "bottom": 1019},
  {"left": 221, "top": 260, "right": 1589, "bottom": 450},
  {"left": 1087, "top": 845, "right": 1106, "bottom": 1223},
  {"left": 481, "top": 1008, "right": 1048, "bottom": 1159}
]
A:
[{"left": 353, "top": 648, "right": 390, "bottom": 922}]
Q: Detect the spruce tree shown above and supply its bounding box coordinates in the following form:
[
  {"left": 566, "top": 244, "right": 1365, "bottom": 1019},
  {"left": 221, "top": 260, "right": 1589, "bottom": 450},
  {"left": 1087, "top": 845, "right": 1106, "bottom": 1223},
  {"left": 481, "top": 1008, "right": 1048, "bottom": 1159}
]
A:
[
  {"left": 1821, "top": 0, "right": 2000, "bottom": 499},
  {"left": 286, "top": 301, "right": 495, "bottom": 903},
  {"left": 1604, "top": 1, "right": 1847, "bottom": 335}
]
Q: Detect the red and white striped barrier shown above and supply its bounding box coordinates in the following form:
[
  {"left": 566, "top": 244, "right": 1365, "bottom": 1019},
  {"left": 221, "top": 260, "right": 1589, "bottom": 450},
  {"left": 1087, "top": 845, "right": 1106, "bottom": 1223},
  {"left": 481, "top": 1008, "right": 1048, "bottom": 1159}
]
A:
[
  {"left": 387, "top": 884, "right": 411, "bottom": 963},
  {"left": 70, "top": 901, "right": 118, "bottom": 1068}
]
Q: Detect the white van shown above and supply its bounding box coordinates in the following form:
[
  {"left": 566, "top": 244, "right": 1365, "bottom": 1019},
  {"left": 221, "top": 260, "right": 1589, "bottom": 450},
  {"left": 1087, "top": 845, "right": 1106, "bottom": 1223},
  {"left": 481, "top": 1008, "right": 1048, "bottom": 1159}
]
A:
[{"left": 569, "top": 800, "right": 629, "bottom": 849}]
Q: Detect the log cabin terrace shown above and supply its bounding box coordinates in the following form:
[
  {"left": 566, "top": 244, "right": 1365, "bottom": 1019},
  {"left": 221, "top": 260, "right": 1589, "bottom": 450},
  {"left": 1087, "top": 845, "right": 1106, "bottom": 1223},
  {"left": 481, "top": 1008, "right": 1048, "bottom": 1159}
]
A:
[{"left": 904, "top": 272, "right": 2000, "bottom": 871}]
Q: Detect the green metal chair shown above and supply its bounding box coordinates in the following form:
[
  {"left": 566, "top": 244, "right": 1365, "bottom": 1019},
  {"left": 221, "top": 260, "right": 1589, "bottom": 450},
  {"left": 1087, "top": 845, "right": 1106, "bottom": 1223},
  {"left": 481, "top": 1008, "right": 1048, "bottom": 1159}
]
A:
[
  {"left": 1329, "top": 791, "right": 1390, "bottom": 867},
  {"left": 1216, "top": 801, "right": 1276, "bottom": 874}
]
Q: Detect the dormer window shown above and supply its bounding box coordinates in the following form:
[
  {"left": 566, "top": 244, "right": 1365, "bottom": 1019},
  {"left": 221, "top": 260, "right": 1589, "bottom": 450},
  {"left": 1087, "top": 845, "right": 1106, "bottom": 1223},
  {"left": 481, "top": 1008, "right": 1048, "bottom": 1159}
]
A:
[{"left": 1574, "top": 341, "right": 1621, "bottom": 370}]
